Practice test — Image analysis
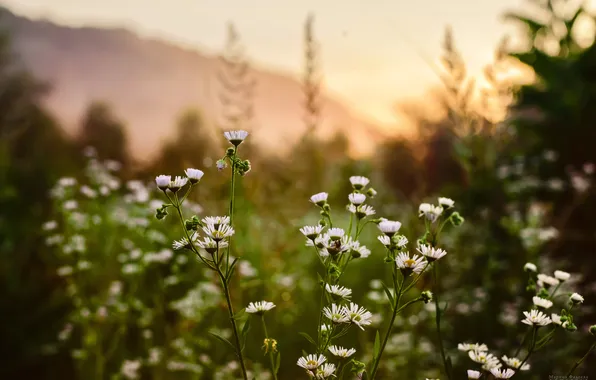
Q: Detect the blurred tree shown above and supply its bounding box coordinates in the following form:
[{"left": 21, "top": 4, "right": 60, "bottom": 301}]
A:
[
  {"left": 77, "top": 101, "right": 129, "bottom": 170},
  {"left": 505, "top": 3, "right": 596, "bottom": 374},
  {"left": 0, "top": 28, "right": 77, "bottom": 379},
  {"left": 153, "top": 108, "right": 216, "bottom": 173}
]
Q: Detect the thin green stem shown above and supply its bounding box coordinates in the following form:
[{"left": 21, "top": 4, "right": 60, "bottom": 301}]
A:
[
  {"left": 566, "top": 341, "right": 596, "bottom": 376},
  {"left": 347, "top": 213, "right": 354, "bottom": 238},
  {"left": 217, "top": 268, "right": 249, "bottom": 380},
  {"left": 518, "top": 326, "right": 538, "bottom": 371},
  {"left": 534, "top": 328, "right": 556, "bottom": 350},
  {"left": 173, "top": 197, "right": 214, "bottom": 270},
  {"left": 261, "top": 316, "right": 279, "bottom": 380},
  {"left": 369, "top": 270, "right": 405, "bottom": 379},
  {"left": 226, "top": 148, "right": 238, "bottom": 271},
  {"left": 403, "top": 262, "right": 431, "bottom": 293},
  {"left": 433, "top": 264, "right": 451, "bottom": 380},
  {"left": 514, "top": 328, "right": 532, "bottom": 357}
]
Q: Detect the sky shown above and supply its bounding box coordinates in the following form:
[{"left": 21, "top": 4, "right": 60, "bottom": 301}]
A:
[{"left": 2, "top": 0, "right": 527, "bottom": 125}]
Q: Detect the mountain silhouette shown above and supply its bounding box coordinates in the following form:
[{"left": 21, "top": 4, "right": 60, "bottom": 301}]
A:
[{"left": 1, "top": 6, "right": 386, "bottom": 159}]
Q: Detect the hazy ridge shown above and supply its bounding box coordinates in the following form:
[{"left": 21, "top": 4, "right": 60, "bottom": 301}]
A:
[{"left": 0, "top": 7, "right": 386, "bottom": 158}]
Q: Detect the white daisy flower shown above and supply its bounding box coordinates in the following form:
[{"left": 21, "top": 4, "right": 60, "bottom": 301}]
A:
[
  {"left": 395, "top": 252, "right": 426, "bottom": 275},
  {"left": 458, "top": 343, "right": 488, "bottom": 352},
  {"left": 169, "top": 176, "right": 188, "bottom": 192},
  {"left": 551, "top": 313, "right": 562, "bottom": 325},
  {"left": 467, "top": 369, "right": 481, "bottom": 379},
  {"left": 343, "top": 303, "right": 372, "bottom": 330},
  {"left": 297, "top": 354, "right": 326, "bottom": 370},
  {"left": 501, "top": 355, "right": 530, "bottom": 371},
  {"left": 419, "top": 203, "right": 443, "bottom": 222},
  {"left": 378, "top": 220, "right": 402, "bottom": 236},
  {"left": 300, "top": 225, "right": 325, "bottom": 240},
  {"left": 350, "top": 241, "right": 371, "bottom": 258},
  {"left": 377, "top": 235, "right": 391, "bottom": 247},
  {"left": 394, "top": 235, "right": 409, "bottom": 247},
  {"left": 184, "top": 168, "right": 204, "bottom": 183},
  {"left": 223, "top": 130, "right": 249, "bottom": 146},
  {"left": 324, "top": 235, "right": 352, "bottom": 256},
  {"left": 155, "top": 175, "right": 171, "bottom": 190},
  {"left": 537, "top": 274, "right": 559, "bottom": 287},
  {"left": 195, "top": 237, "right": 227, "bottom": 253},
  {"left": 201, "top": 216, "right": 230, "bottom": 228},
  {"left": 521, "top": 309, "right": 552, "bottom": 326},
  {"left": 310, "top": 192, "right": 328, "bottom": 206},
  {"left": 348, "top": 193, "right": 366, "bottom": 205},
  {"left": 532, "top": 296, "right": 553, "bottom": 309},
  {"left": 323, "top": 304, "right": 349, "bottom": 324},
  {"left": 349, "top": 176, "right": 370, "bottom": 190},
  {"left": 327, "top": 228, "right": 346, "bottom": 240},
  {"left": 306, "top": 234, "right": 329, "bottom": 249},
  {"left": 315, "top": 363, "right": 336, "bottom": 378},
  {"left": 355, "top": 204, "right": 376, "bottom": 218},
  {"left": 202, "top": 224, "right": 235, "bottom": 241},
  {"left": 328, "top": 345, "right": 356, "bottom": 358},
  {"left": 524, "top": 262, "right": 537, "bottom": 272},
  {"left": 438, "top": 197, "right": 455, "bottom": 208},
  {"left": 570, "top": 292, "right": 584, "bottom": 304},
  {"left": 419, "top": 203, "right": 432, "bottom": 214},
  {"left": 172, "top": 238, "right": 190, "bottom": 250},
  {"left": 554, "top": 270, "right": 570, "bottom": 281},
  {"left": 325, "top": 284, "right": 352, "bottom": 299},
  {"left": 417, "top": 244, "right": 447, "bottom": 262},
  {"left": 468, "top": 351, "right": 501, "bottom": 369},
  {"left": 490, "top": 368, "right": 515, "bottom": 379},
  {"left": 245, "top": 301, "right": 276, "bottom": 315}
]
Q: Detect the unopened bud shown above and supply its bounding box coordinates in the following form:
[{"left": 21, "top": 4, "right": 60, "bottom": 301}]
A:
[
  {"left": 450, "top": 212, "right": 465, "bottom": 226},
  {"left": 589, "top": 325, "right": 596, "bottom": 336},
  {"left": 421, "top": 290, "right": 433, "bottom": 304}
]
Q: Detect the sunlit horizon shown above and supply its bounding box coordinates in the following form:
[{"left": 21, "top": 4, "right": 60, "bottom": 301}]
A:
[{"left": 2, "top": 0, "right": 532, "bottom": 127}]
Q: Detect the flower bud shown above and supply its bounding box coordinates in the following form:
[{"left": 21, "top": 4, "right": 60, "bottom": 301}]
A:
[
  {"left": 524, "top": 263, "right": 537, "bottom": 272},
  {"left": 565, "top": 322, "right": 577, "bottom": 332},
  {"left": 226, "top": 147, "right": 235, "bottom": 156},
  {"left": 421, "top": 290, "right": 433, "bottom": 304},
  {"left": 366, "top": 188, "right": 378, "bottom": 198},
  {"left": 589, "top": 325, "right": 596, "bottom": 336},
  {"left": 450, "top": 212, "right": 465, "bottom": 226},
  {"left": 216, "top": 159, "right": 227, "bottom": 171},
  {"left": 155, "top": 205, "right": 169, "bottom": 220}
]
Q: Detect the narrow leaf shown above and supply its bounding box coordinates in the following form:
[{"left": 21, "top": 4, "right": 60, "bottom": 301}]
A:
[
  {"left": 208, "top": 331, "right": 237, "bottom": 355},
  {"left": 226, "top": 257, "right": 240, "bottom": 280},
  {"left": 299, "top": 332, "right": 317, "bottom": 346},
  {"left": 241, "top": 318, "right": 251, "bottom": 349},
  {"left": 274, "top": 352, "right": 281, "bottom": 373},
  {"left": 381, "top": 281, "right": 395, "bottom": 308},
  {"left": 234, "top": 308, "right": 247, "bottom": 320},
  {"left": 373, "top": 330, "right": 381, "bottom": 359}
]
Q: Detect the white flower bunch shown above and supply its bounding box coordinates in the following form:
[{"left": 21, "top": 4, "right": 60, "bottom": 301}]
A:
[
  {"left": 155, "top": 130, "right": 256, "bottom": 380},
  {"left": 458, "top": 262, "right": 593, "bottom": 378},
  {"left": 297, "top": 179, "right": 464, "bottom": 379}
]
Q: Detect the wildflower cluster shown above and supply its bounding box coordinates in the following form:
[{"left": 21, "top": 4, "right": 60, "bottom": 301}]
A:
[
  {"left": 297, "top": 177, "right": 464, "bottom": 379},
  {"left": 42, "top": 151, "right": 230, "bottom": 379},
  {"left": 295, "top": 177, "right": 379, "bottom": 378},
  {"left": 458, "top": 264, "right": 595, "bottom": 378},
  {"left": 155, "top": 130, "right": 254, "bottom": 380}
]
